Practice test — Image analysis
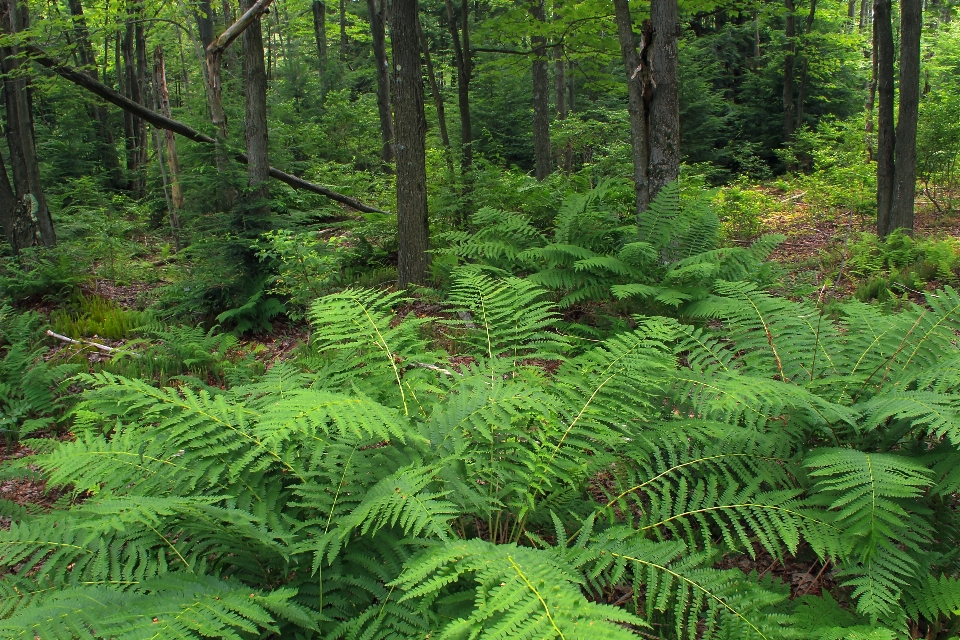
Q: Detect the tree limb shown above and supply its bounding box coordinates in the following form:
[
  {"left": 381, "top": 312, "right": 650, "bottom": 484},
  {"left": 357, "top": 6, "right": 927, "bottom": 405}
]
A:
[{"left": 26, "top": 45, "right": 389, "bottom": 214}]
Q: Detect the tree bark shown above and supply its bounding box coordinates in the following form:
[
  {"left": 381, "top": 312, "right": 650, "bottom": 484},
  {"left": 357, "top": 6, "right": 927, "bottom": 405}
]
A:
[
  {"left": 67, "top": 0, "right": 123, "bottom": 190},
  {"left": 783, "top": 0, "right": 796, "bottom": 142},
  {"left": 795, "top": 0, "right": 817, "bottom": 128},
  {"left": 0, "top": 151, "right": 22, "bottom": 252},
  {"left": 0, "top": 0, "right": 54, "bottom": 248},
  {"left": 312, "top": 0, "right": 327, "bottom": 95},
  {"left": 649, "top": 0, "right": 680, "bottom": 199},
  {"left": 367, "top": 0, "right": 395, "bottom": 166},
  {"left": 196, "top": 0, "right": 215, "bottom": 47},
  {"left": 529, "top": 0, "right": 551, "bottom": 181},
  {"left": 613, "top": 0, "right": 651, "bottom": 216},
  {"left": 874, "top": 0, "right": 895, "bottom": 235},
  {"left": 153, "top": 47, "right": 184, "bottom": 211},
  {"left": 865, "top": 11, "right": 877, "bottom": 162},
  {"left": 391, "top": 0, "right": 430, "bottom": 286},
  {"left": 890, "top": 0, "right": 921, "bottom": 234},
  {"left": 240, "top": 0, "right": 270, "bottom": 216}
]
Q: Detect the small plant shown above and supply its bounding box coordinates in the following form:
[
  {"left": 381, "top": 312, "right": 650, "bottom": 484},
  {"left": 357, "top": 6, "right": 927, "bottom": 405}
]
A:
[
  {"left": 0, "top": 246, "right": 88, "bottom": 303},
  {"left": 51, "top": 293, "right": 151, "bottom": 341},
  {"left": 0, "top": 307, "right": 78, "bottom": 447},
  {"left": 847, "top": 231, "right": 960, "bottom": 302}
]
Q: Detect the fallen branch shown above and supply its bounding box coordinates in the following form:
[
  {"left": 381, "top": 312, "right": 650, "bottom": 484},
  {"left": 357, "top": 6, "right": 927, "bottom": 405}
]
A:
[
  {"left": 26, "top": 45, "right": 388, "bottom": 215},
  {"left": 45, "top": 329, "right": 139, "bottom": 357}
]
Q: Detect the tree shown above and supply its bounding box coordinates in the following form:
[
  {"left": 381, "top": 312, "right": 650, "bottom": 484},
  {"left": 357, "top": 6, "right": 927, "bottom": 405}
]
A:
[
  {"left": 889, "top": 0, "right": 922, "bottom": 234},
  {"left": 391, "top": 0, "right": 430, "bottom": 286},
  {"left": 367, "top": 0, "right": 395, "bottom": 166},
  {"left": 312, "top": 0, "right": 327, "bottom": 96},
  {"left": 241, "top": 0, "right": 270, "bottom": 217},
  {"left": 0, "top": 0, "right": 54, "bottom": 250},
  {"left": 875, "top": 0, "right": 922, "bottom": 237},
  {"left": 648, "top": 0, "right": 680, "bottom": 198},
  {"left": 529, "top": 0, "right": 551, "bottom": 181},
  {"left": 444, "top": 0, "right": 473, "bottom": 185},
  {"left": 783, "top": 0, "right": 797, "bottom": 141},
  {"left": 613, "top": 0, "right": 651, "bottom": 216}
]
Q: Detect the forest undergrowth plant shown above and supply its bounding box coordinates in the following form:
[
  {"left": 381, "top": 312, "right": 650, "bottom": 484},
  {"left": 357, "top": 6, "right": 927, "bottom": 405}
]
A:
[
  {"left": 437, "top": 180, "right": 784, "bottom": 318},
  {"left": 0, "top": 307, "right": 77, "bottom": 447},
  {"left": 3, "top": 271, "right": 960, "bottom": 637}
]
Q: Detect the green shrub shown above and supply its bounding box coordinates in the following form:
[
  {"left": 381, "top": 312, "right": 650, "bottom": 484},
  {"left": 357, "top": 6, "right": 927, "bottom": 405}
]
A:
[{"left": 51, "top": 293, "right": 151, "bottom": 341}]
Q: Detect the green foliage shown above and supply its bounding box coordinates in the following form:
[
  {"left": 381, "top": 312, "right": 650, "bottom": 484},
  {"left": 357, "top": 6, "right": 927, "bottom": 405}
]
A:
[
  {"left": 439, "top": 181, "right": 782, "bottom": 316},
  {"left": 847, "top": 231, "right": 960, "bottom": 302},
  {"left": 0, "top": 246, "right": 88, "bottom": 303},
  {"left": 0, "top": 307, "right": 77, "bottom": 444},
  {"left": 51, "top": 293, "right": 151, "bottom": 340}
]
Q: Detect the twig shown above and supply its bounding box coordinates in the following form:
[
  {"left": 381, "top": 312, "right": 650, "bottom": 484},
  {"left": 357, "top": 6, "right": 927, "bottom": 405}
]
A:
[
  {"left": 46, "top": 329, "right": 140, "bottom": 357},
  {"left": 411, "top": 361, "right": 462, "bottom": 376},
  {"left": 797, "top": 560, "right": 830, "bottom": 597}
]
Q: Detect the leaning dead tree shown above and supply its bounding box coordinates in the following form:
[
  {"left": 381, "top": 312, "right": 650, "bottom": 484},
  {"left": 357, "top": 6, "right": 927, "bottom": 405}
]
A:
[{"left": 26, "top": 46, "right": 387, "bottom": 214}]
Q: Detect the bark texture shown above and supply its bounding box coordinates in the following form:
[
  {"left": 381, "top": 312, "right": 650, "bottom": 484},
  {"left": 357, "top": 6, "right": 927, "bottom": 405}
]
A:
[
  {"left": 0, "top": 0, "right": 54, "bottom": 248},
  {"left": 312, "top": 0, "right": 327, "bottom": 94},
  {"left": 242, "top": 0, "right": 271, "bottom": 216},
  {"left": 890, "top": 0, "right": 921, "bottom": 234},
  {"left": 529, "top": 0, "right": 551, "bottom": 181},
  {"left": 648, "top": 0, "right": 680, "bottom": 199},
  {"left": 874, "top": 0, "right": 895, "bottom": 235},
  {"left": 795, "top": 0, "right": 817, "bottom": 127},
  {"left": 153, "top": 47, "right": 184, "bottom": 211},
  {"left": 367, "top": 0, "right": 395, "bottom": 165},
  {"left": 391, "top": 0, "right": 430, "bottom": 286},
  {"left": 613, "top": 0, "right": 650, "bottom": 216},
  {"left": 445, "top": 0, "right": 473, "bottom": 180}
]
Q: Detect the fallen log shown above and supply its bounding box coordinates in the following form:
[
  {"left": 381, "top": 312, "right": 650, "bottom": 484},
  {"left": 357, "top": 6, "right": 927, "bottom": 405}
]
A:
[{"left": 26, "top": 45, "right": 389, "bottom": 215}]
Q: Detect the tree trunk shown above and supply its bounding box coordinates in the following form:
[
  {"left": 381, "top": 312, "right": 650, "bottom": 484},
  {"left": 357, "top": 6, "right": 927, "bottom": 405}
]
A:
[
  {"left": 649, "top": 0, "right": 680, "bottom": 198},
  {"left": 783, "top": 0, "right": 796, "bottom": 142},
  {"left": 889, "top": 0, "right": 921, "bottom": 234},
  {"left": 196, "top": 0, "right": 215, "bottom": 47},
  {"left": 0, "top": 0, "right": 54, "bottom": 248},
  {"left": 367, "top": 0, "right": 395, "bottom": 166},
  {"left": 795, "top": 0, "right": 817, "bottom": 128},
  {"left": 241, "top": 0, "right": 270, "bottom": 216},
  {"left": 529, "top": 0, "right": 551, "bottom": 181},
  {"left": 133, "top": 13, "right": 148, "bottom": 196},
  {"left": 0, "top": 152, "right": 22, "bottom": 252},
  {"left": 865, "top": 12, "right": 877, "bottom": 162},
  {"left": 153, "top": 46, "right": 184, "bottom": 211},
  {"left": 391, "top": 0, "right": 429, "bottom": 286},
  {"left": 874, "top": 0, "right": 895, "bottom": 235},
  {"left": 312, "top": 0, "right": 327, "bottom": 95},
  {"left": 613, "top": 0, "right": 650, "bottom": 216},
  {"left": 859, "top": 0, "right": 869, "bottom": 30},
  {"left": 67, "top": 0, "right": 123, "bottom": 190},
  {"left": 444, "top": 0, "right": 473, "bottom": 183}
]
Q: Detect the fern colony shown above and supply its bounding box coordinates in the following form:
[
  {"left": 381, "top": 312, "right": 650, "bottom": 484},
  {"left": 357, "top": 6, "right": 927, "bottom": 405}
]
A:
[{"left": 5, "top": 190, "right": 960, "bottom": 638}]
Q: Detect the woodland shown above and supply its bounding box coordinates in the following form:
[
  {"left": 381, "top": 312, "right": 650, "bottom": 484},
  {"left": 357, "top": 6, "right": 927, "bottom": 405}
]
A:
[{"left": 1, "top": 0, "right": 960, "bottom": 637}]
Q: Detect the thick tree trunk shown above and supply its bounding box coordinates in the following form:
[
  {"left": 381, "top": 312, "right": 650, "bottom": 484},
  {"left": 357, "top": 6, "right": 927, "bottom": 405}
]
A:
[
  {"left": 890, "top": 0, "right": 921, "bottom": 234},
  {"left": 795, "top": 0, "right": 817, "bottom": 128},
  {"left": 391, "top": 0, "right": 429, "bottom": 286},
  {"left": 153, "top": 47, "right": 184, "bottom": 211},
  {"left": 444, "top": 0, "right": 473, "bottom": 182},
  {"left": 67, "top": 0, "right": 123, "bottom": 190},
  {"left": 312, "top": 0, "right": 327, "bottom": 94},
  {"left": 367, "top": 0, "right": 395, "bottom": 166},
  {"left": 241, "top": 0, "right": 270, "bottom": 216},
  {"left": 783, "top": 0, "right": 796, "bottom": 142},
  {"left": 649, "top": 0, "right": 680, "bottom": 199},
  {"left": 874, "top": 0, "right": 895, "bottom": 235},
  {"left": 0, "top": 0, "right": 53, "bottom": 248},
  {"left": 613, "top": 0, "right": 650, "bottom": 216},
  {"left": 529, "top": 0, "right": 551, "bottom": 181}
]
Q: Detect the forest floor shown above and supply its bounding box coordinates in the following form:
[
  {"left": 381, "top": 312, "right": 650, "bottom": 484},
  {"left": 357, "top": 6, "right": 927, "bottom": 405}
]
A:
[{"left": 5, "top": 194, "right": 960, "bottom": 600}]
